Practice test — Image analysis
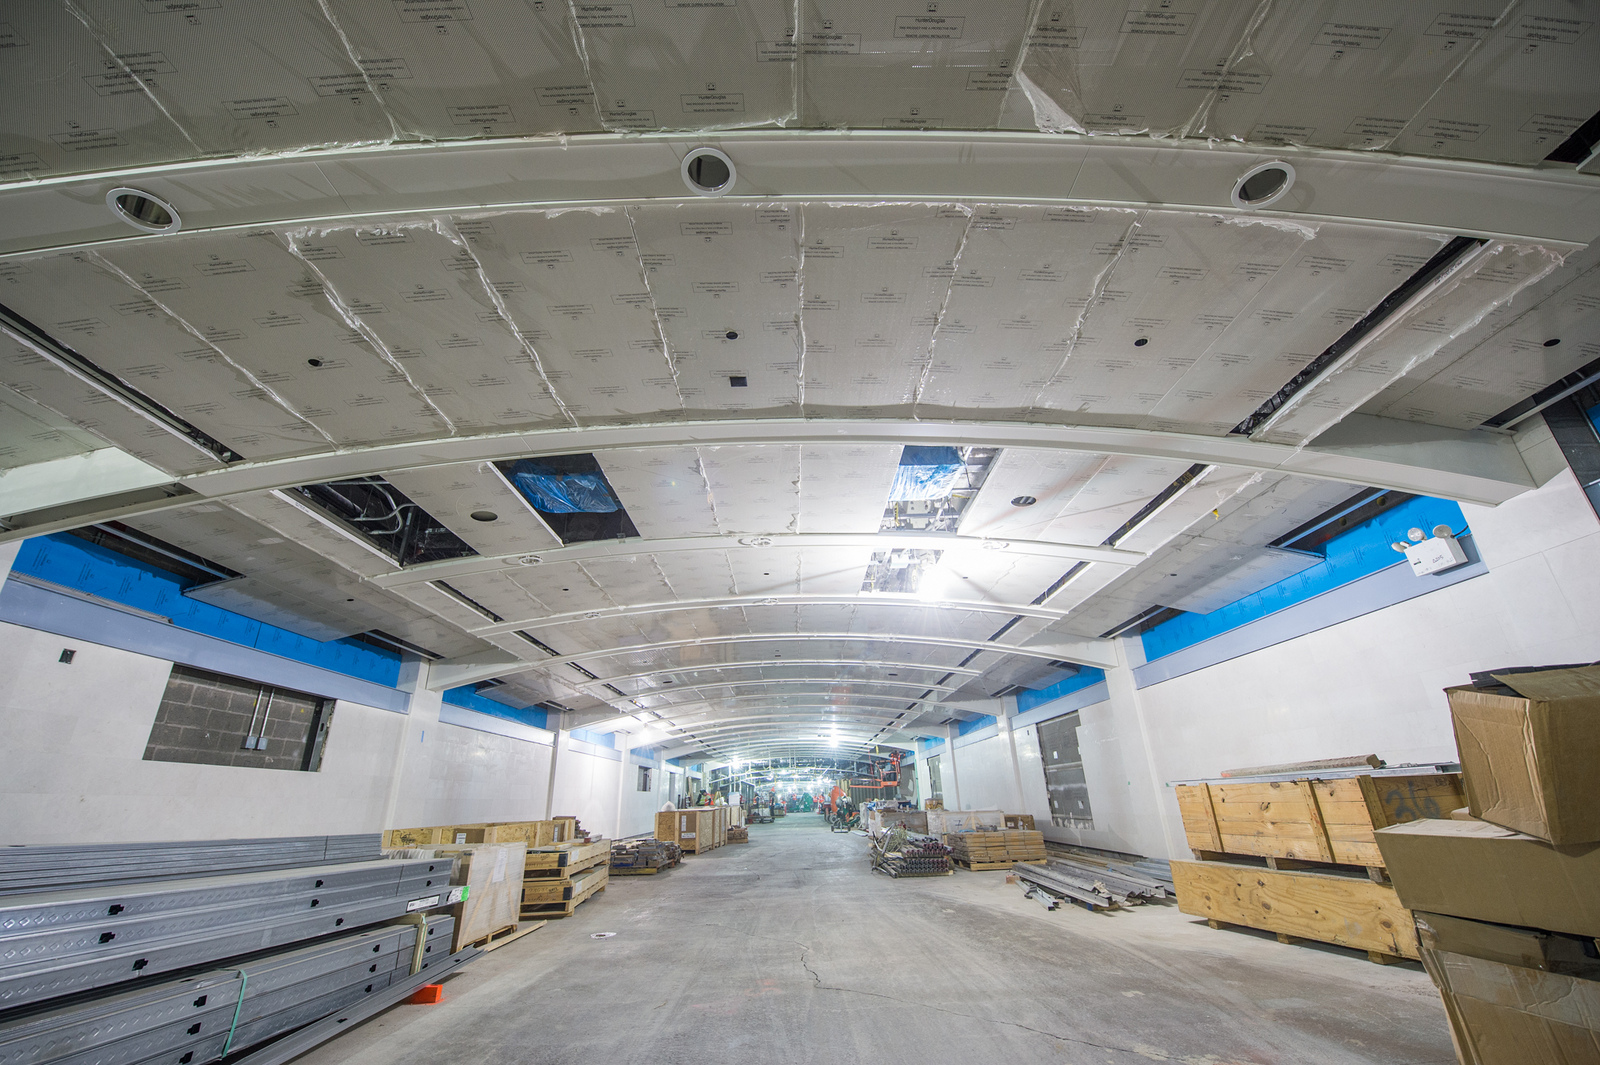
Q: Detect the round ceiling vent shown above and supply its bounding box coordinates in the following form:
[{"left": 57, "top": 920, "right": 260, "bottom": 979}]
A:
[
  {"left": 1010, "top": 495, "right": 1038, "bottom": 507},
  {"left": 106, "top": 188, "right": 181, "bottom": 234},
  {"left": 469, "top": 510, "right": 498, "bottom": 522},
  {"left": 515, "top": 554, "right": 544, "bottom": 566},
  {"left": 1230, "top": 161, "right": 1296, "bottom": 210},
  {"left": 739, "top": 535, "right": 774, "bottom": 547},
  {"left": 682, "top": 147, "right": 735, "bottom": 197}
]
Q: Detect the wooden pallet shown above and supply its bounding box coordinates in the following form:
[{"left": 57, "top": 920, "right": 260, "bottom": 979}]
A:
[
  {"left": 520, "top": 866, "right": 608, "bottom": 918},
  {"left": 525, "top": 840, "right": 610, "bottom": 879},
  {"left": 1172, "top": 858, "right": 1418, "bottom": 962},
  {"left": 467, "top": 920, "right": 547, "bottom": 951},
  {"left": 955, "top": 858, "right": 1046, "bottom": 871}
]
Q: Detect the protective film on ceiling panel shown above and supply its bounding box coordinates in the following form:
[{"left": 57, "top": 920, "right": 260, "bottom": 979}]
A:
[
  {"left": 699, "top": 444, "right": 801, "bottom": 534},
  {"left": 1189, "top": 1, "right": 1509, "bottom": 153},
  {"left": 0, "top": 253, "right": 327, "bottom": 460},
  {"left": 956, "top": 448, "right": 1107, "bottom": 541},
  {"left": 0, "top": 5, "right": 197, "bottom": 181},
  {"left": 382, "top": 463, "right": 563, "bottom": 555},
  {"left": 71, "top": 0, "right": 395, "bottom": 157},
  {"left": 224, "top": 493, "right": 395, "bottom": 578},
  {"left": 1361, "top": 247, "right": 1600, "bottom": 429},
  {"left": 799, "top": 0, "right": 1031, "bottom": 129},
  {"left": 796, "top": 545, "right": 877, "bottom": 596},
  {"left": 647, "top": 547, "right": 741, "bottom": 598},
  {"left": 1029, "top": 213, "right": 1314, "bottom": 432},
  {"left": 596, "top": 446, "right": 719, "bottom": 538},
  {"left": 1256, "top": 240, "right": 1566, "bottom": 445},
  {"left": 1392, "top": 2, "right": 1600, "bottom": 165},
  {"left": 1015, "top": 0, "right": 1266, "bottom": 136},
  {"left": 328, "top": 0, "right": 599, "bottom": 138},
  {"left": 627, "top": 203, "right": 802, "bottom": 417},
  {"left": 798, "top": 444, "right": 901, "bottom": 533},
  {"left": 281, "top": 221, "right": 567, "bottom": 433},
  {"left": 1043, "top": 455, "right": 1196, "bottom": 546},
  {"left": 570, "top": 0, "right": 796, "bottom": 131},
  {"left": 917, "top": 205, "right": 1139, "bottom": 417},
  {"left": 1141, "top": 224, "right": 1450, "bottom": 435},
  {"left": 0, "top": 331, "right": 222, "bottom": 476},
  {"left": 503, "top": 559, "right": 612, "bottom": 612},
  {"left": 99, "top": 233, "right": 452, "bottom": 447},
  {"left": 797, "top": 204, "right": 972, "bottom": 414},
  {"left": 456, "top": 209, "right": 679, "bottom": 422},
  {"left": 0, "top": 387, "right": 102, "bottom": 470},
  {"left": 721, "top": 541, "right": 807, "bottom": 594}
]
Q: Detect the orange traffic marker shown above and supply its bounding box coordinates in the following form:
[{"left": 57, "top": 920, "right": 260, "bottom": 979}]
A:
[{"left": 407, "top": 984, "right": 444, "bottom": 1005}]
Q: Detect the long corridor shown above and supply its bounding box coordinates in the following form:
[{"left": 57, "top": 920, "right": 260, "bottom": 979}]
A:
[{"left": 297, "top": 818, "right": 1455, "bottom": 1065}]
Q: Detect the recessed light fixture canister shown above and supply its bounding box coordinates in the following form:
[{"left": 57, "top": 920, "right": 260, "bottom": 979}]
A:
[
  {"left": 1230, "top": 160, "right": 1296, "bottom": 210},
  {"left": 1011, "top": 495, "right": 1038, "bottom": 507},
  {"left": 682, "top": 147, "right": 736, "bottom": 197},
  {"left": 106, "top": 187, "right": 182, "bottom": 234}
]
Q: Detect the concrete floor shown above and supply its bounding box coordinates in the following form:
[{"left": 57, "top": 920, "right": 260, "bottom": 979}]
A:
[{"left": 302, "top": 816, "right": 1457, "bottom": 1065}]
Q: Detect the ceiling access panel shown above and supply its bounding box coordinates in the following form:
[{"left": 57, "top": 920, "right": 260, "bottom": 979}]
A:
[
  {"left": 697, "top": 444, "right": 802, "bottom": 534},
  {"left": 0, "top": 253, "right": 330, "bottom": 460},
  {"left": 798, "top": 443, "right": 903, "bottom": 534},
  {"left": 97, "top": 233, "right": 455, "bottom": 447},
  {"left": 1360, "top": 243, "right": 1600, "bottom": 430},
  {"left": 0, "top": 4, "right": 198, "bottom": 181},
  {"left": 1028, "top": 212, "right": 1311, "bottom": 430},
  {"left": 277, "top": 221, "right": 567, "bottom": 434},
  {"left": 1255, "top": 240, "right": 1567, "bottom": 445},
  {"left": 1391, "top": 2, "right": 1600, "bottom": 166},
  {"left": 798, "top": 0, "right": 1033, "bottom": 130},
  {"left": 627, "top": 203, "right": 803, "bottom": 416},
  {"left": 68, "top": 0, "right": 397, "bottom": 158},
  {"left": 382, "top": 463, "right": 562, "bottom": 556},
  {"left": 1042, "top": 455, "right": 1200, "bottom": 546},
  {"left": 1140, "top": 223, "right": 1454, "bottom": 436},
  {"left": 449, "top": 209, "right": 682, "bottom": 423},
  {"left": 325, "top": 0, "right": 601, "bottom": 139},
  {"left": 1015, "top": 1, "right": 1272, "bottom": 137},
  {"left": 955, "top": 447, "right": 1108, "bottom": 541},
  {"left": 569, "top": 0, "right": 797, "bottom": 132},
  {"left": 1189, "top": 1, "right": 1515, "bottom": 154},
  {"left": 794, "top": 205, "right": 973, "bottom": 416},
  {"left": 0, "top": 387, "right": 108, "bottom": 470},
  {"left": 595, "top": 447, "right": 720, "bottom": 539},
  {"left": 0, "top": 331, "right": 225, "bottom": 476},
  {"left": 914, "top": 205, "right": 1142, "bottom": 417}
]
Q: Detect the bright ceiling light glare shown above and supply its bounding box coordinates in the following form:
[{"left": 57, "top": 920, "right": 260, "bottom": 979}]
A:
[
  {"left": 681, "top": 147, "right": 735, "bottom": 197},
  {"left": 1230, "top": 160, "right": 1296, "bottom": 210},
  {"left": 106, "top": 187, "right": 181, "bottom": 234}
]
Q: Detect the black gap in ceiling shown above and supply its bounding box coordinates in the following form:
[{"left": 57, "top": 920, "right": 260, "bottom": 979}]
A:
[
  {"left": 1231, "top": 236, "right": 1487, "bottom": 437},
  {"left": 429, "top": 579, "right": 502, "bottom": 622},
  {"left": 1271, "top": 488, "right": 1416, "bottom": 553},
  {"left": 1099, "top": 605, "right": 1180, "bottom": 639},
  {"left": 1482, "top": 350, "right": 1600, "bottom": 429},
  {"left": 66, "top": 521, "right": 240, "bottom": 586},
  {"left": 0, "top": 300, "right": 244, "bottom": 464},
  {"left": 512, "top": 630, "right": 562, "bottom": 655},
  {"left": 1545, "top": 108, "right": 1600, "bottom": 164},
  {"left": 496, "top": 454, "right": 639, "bottom": 544},
  {"left": 291, "top": 477, "right": 477, "bottom": 566},
  {"left": 354, "top": 630, "right": 443, "bottom": 659}
]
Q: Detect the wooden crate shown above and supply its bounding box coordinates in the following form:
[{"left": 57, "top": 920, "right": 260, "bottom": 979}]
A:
[
  {"left": 1172, "top": 859, "right": 1419, "bottom": 962},
  {"left": 383, "top": 820, "right": 566, "bottom": 850},
  {"left": 1175, "top": 773, "right": 1463, "bottom": 870},
  {"left": 655, "top": 808, "right": 726, "bottom": 854},
  {"left": 521, "top": 865, "right": 608, "bottom": 918},
  {"left": 523, "top": 839, "right": 609, "bottom": 878}
]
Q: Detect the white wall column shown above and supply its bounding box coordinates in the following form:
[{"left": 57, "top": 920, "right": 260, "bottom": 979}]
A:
[
  {"left": 997, "top": 694, "right": 1028, "bottom": 814},
  {"left": 1106, "top": 638, "right": 1181, "bottom": 859},
  {"left": 613, "top": 730, "right": 634, "bottom": 839},
  {"left": 943, "top": 725, "right": 963, "bottom": 811},
  {"left": 543, "top": 720, "right": 570, "bottom": 821}
]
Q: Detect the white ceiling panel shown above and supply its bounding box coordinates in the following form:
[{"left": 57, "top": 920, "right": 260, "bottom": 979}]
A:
[
  {"left": 382, "top": 462, "right": 561, "bottom": 556},
  {"left": 597, "top": 447, "right": 719, "bottom": 539}
]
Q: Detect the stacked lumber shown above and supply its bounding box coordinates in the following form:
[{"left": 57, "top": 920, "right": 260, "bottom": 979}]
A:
[
  {"left": 1172, "top": 768, "right": 1462, "bottom": 964},
  {"left": 609, "top": 839, "right": 681, "bottom": 875},
  {"left": 520, "top": 839, "right": 610, "bottom": 918},
  {"left": 947, "top": 829, "right": 1047, "bottom": 870}
]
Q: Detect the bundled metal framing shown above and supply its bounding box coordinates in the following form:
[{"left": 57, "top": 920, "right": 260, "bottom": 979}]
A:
[
  {"left": 0, "top": 838, "right": 383, "bottom": 897},
  {"left": 1013, "top": 859, "right": 1170, "bottom": 912}
]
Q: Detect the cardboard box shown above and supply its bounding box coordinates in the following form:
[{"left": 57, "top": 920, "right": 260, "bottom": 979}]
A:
[
  {"left": 1446, "top": 665, "right": 1600, "bottom": 845},
  {"left": 1416, "top": 913, "right": 1600, "bottom": 1065},
  {"left": 1375, "top": 819, "right": 1600, "bottom": 939}
]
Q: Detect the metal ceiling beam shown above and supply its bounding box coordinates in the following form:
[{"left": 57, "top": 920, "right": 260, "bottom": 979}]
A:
[
  {"left": 428, "top": 630, "right": 1118, "bottom": 690},
  {"left": 374, "top": 531, "right": 1142, "bottom": 587},
  {"left": 616, "top": 677, "right": 962, "bottom": 701},
  {"left": 0, "top": 411, "right": 1543, "bottom": 541},
  {"left": 5, "top": 130, "right": 1595, "bottom": 260},
  {"left": 574, "top": 658, "right": 984, "bottom": 693}
]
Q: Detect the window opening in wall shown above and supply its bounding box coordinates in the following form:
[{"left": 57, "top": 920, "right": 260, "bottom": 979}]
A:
[
  {"left": 1037, "top": 711, "right": 1093, "bottom": 829},
  {"left": 287, "top": 476, "right": 477, "bottom": 566},
  {"left": 494, "top": 454, "right": 639, "bottom": 544},
  {"left": 638, "top": 765, "right": 653, "bottom": 792},
  {"left": 925, "top": 753, "right": 944, "bottom": 807},
  {"left": 880, "top": 446, "right": 998, "bottom": 533},
  {"left": 143, "top": 665, "right": 334, "bottom": 772}
]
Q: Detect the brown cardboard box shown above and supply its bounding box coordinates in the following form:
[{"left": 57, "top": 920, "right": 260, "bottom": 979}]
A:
[
  {"left": 1375, "top": 819, "right": 1600, "bottom": 939},
  {"left": 1446, "top": 665, "right": 1600, "bottom": 845},
  {"left": 1416, "top": 913, "right": 1600, "bottom": 1065}
]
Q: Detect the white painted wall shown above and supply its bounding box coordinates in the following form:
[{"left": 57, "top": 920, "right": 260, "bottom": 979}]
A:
[{"left": 916, "top": 469, "right": 1600, "bottom": 861}]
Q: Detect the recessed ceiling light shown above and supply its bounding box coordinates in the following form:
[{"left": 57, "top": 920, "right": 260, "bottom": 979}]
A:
[
  {"left": 1544, "top": 338, "right": 1561, "bottom": 347},
  {"left": 469, "top": 510, "right": 498, "bottom": 522},
  {"left": 1230, "top": 160, "right": 1295, "bottom": 210},
  {"left": 725, "top": 330, "right": 739, "bottom": 340},
  {"left": 681, "top": 147, "right": 735, "bottom": 197},
  {"left": 1134, "top": 337, "right": 1149, "bottom": 347},
  {"left": 307, "top": 358, "right": 323, "bottom": 367},
  {"left": 1011, "top": 495, "right": 1037, "bottom": 507},
  {"left": 106, "top": 187, "right": 181, "bottom": 234}
]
